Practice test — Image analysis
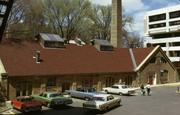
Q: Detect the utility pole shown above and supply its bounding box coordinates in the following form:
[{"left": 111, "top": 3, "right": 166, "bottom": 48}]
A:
[{"left": 0, "top": 0, "right": 14, "bottom": 42}]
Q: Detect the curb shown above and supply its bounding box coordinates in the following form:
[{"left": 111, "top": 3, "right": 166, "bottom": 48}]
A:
[{"left": 151, "top": 82, "right": 180, "bottom": 87}]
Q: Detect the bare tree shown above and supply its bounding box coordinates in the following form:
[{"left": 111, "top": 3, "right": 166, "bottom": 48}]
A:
[{"left": 44, "top": 0, "right": 91, "bottom": 40}]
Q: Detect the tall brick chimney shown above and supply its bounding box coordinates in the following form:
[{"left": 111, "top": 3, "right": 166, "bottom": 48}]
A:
[{"left": 111, "top": 0, "right": 122, "bottom": 48}]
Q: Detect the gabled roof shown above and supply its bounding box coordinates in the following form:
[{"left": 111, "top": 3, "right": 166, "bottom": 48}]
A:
[
  {"left": 135, "top": 46, "right": 176, "bottom": 71},
  {"left": 0, "top": 40, "right": 155, "bottom": 77}
]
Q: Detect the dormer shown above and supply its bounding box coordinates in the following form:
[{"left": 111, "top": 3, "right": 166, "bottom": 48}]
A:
[
  {"left": 36, "top": 33, "right": 65, "bottom": 48},
  {"left": 92, "top": 39, "right": 114, "bottom": 51}
]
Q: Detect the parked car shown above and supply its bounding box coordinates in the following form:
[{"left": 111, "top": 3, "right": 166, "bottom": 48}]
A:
[
  {"left": 66, "top": 87, "right": 97, "bottom": 101},
  {"left": 103, "top": 84, "right": 136, "bottom": 95},
  {"left": 11, "top": 96, "right": 42, "bottom": 112},
  {"left": 83, "top": 94, "right": 121, "bottom": 111},
  {"left": 31, "top": 92, "right": 73, "bottom": 107}
]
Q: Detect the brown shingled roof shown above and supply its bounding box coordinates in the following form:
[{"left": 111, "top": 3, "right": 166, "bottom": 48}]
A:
[
  {"left": 132, "top": 48, "right": 154, "bottom": 66},
  {"left": 0, "top": 40, "right": 154, "bottom": 77}
]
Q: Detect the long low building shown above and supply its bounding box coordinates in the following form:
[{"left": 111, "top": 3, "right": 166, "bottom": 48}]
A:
[{"left": 0, "top": 34, "right": 179, "bottom": 99}]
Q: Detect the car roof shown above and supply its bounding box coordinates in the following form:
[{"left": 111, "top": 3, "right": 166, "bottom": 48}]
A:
[
  {"left": 113, "top": 84, "right": 126, "bottom": 86},
  {"left": 93, "top": 94, "right": 112, "bottom": 98},
  {"left": 43, "top": 92, "right": 60, "bottom": 95}
]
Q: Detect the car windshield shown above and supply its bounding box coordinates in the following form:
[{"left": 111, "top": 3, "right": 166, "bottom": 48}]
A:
[
  {"left": 122, "top": 85, "right": 128, "bottom": 89},
  {"left": 87, "top": 88, "right": 96, "bottom": 92},
  {"left": 49, "top": 93, "right": 61, "bottom": 98},
  {"left": 93, "top": 97, "right": 105, "bottom": 101}
]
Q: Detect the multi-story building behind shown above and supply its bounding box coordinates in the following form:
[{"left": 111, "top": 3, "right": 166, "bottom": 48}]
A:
[{"left": 145, "top": 5, "right": 180, "bottom": 62}]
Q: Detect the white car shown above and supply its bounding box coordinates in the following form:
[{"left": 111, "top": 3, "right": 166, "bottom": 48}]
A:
[
  {"left": 83, "top": 94, "right": 121, "bottom": 111},
  {"left": 103, "top": 85, "right": 136, "bottom": 95}
]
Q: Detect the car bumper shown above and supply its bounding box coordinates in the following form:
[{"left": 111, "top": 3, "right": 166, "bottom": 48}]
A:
[{"left": 23, "top": 106, "right": 42, "bottom": 112}]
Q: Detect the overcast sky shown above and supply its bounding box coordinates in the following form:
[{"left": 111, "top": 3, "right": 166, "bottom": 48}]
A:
[{"left": 91, "top": 0, "right": 180, "bottom": 40}]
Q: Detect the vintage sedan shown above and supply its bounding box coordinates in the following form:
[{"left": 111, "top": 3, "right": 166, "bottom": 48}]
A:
[
  {"left": 11, "top": 96, "right": 42, "bottom": 112},
  {"left": 66, "top": 87, "right": 97, "bottom": 100},
  {"left": 83, "top": 94, "right": 121, "bottom": 111},
  {"left": 32, "top": 92, "right": 73, "bottom": 107},
  {"left": 103, "top": 84, "right": 136, "bottom": 95}
]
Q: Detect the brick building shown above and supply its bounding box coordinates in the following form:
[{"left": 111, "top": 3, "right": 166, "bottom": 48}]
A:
[{"left": 0, "top": 34, "right": 179, "bottom": 99}]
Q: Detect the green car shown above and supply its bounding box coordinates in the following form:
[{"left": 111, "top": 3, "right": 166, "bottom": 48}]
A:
[{"left": 32, "top": 92, "right": 73, "bottom": 107}]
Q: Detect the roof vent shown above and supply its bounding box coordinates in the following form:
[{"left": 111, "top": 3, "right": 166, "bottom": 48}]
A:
[
  {"left": 69, "top": 37, "right": 86, "bottom": 46},
  {"left": 93, "top": 39, "right": 114, "bottom": 51},
  {"left": 33, "top": 50, "right": 41, "bottom": 64}
]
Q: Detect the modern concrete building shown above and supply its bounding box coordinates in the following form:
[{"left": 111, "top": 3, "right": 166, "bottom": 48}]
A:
[
  {"left": 145, "top": 5, "right": 180, "bottom": 62},
  {"left": 111, "top": 0, "right": 122, "bottom": 48}
]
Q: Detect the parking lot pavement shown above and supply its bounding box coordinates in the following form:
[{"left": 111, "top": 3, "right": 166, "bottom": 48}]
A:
[{"left": 2, "top": 86, "right": 180, "bottom": 115}]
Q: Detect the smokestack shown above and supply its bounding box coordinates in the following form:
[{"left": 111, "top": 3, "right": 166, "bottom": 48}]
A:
[{"left": 111, "top": 0, "right": 122, "bottom": 48}]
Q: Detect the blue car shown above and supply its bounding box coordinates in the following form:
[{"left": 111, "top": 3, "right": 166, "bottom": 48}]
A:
[{"left": 66, "top": 88, "right": 98, "bottom": 101}]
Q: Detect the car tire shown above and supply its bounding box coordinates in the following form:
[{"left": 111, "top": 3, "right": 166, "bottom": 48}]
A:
[
  {"left": 105, "top": 90, "right": 109, "bottom": 94},
  {"left": 85, "top": 97, "right": 90, "bottom": 101},
  {"left": 119, "top": 92, "right": 122, "bottom": 95},
  {"left": 47, "top": 103, "right": 51, "bottom": 108},
  {"left": 117, "top": 101, "right": 121, "bottom": 106},
  {"left": 105, "top": 106, "right": 109, "bottom": 111}
]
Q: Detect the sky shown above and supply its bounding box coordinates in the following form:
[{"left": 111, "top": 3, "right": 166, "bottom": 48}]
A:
[{"left": 91, "top": 0, "right": 180, "bottom": 41}]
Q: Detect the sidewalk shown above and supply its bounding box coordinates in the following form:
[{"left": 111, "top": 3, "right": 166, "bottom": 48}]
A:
[
  {"left": 0, "top": 101, "right": 12, "bottom": 113},
  {"left": 151, "top": 82, "right": 180, "bottom": 87}
]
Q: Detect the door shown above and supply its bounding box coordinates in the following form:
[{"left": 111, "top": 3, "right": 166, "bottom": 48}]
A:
[
  {"left": 148, "top": 75, "right": 154, "bottom": 85},
  {"left": 62, "top": 82, "right": 70, "bottom": 92},
  {"left": 16, "top": 81, "right": 32, "bottom": 97},
  {"left": 148, "top": 73, "right": 157, "bottom": 85}
]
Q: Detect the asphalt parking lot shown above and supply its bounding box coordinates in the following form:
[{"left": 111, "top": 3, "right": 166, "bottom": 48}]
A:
[{"left": 2, "top": 86, "right": 180, "bottom": 115}]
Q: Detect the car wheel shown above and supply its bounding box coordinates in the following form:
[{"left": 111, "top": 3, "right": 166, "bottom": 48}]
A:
[
  {"left": 119, "top": 92, "right": 122, "bottom": 95},
  {"left": 85, "top": 97, "right": 90, "bottom": 101},
  {"left": 105, "top": 106, "right": 109, "bottom": 111},
  {"left": 105, "top": 90, "right": 109, "bottom": 94},
  {"left": 117, "top": 101, "right": 121, "bottom": 106},
  {"left": 47, "top": 103, "right": 51, "bottom": 108}
]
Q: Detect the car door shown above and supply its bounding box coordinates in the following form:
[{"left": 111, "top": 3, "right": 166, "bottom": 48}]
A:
[
  {"left": 106, "top": 96, "right": 117, "bottom": 108},
  {"left": 110, "top": 86, "right": 119, "bottom": 94}
]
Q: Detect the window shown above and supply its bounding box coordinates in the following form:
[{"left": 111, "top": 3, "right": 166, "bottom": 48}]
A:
[
  {"left": 44, "top": 41, "right": 65, "bottom": 48},
  {"left": 43, "top": 93, "right": 47, "bottom": 98},
  {"left": 93, "top": 97, "right": 105, "bottom": 101},
  {"left": 149, "top": 14, "right": 166, "bottom": 22},
  {"left": 170, "top": 10, "right": 180, "bottom": 19},
  {"left": 47, "top": 78, "right": 56, "bottom": 87},
  {"left": 160, "top": 70, "right": 168, "bottom": 77},
  {"left": 0, "top": 5, "right": 7, "bottom": 15},
  {"left": 169, "top": 20, "right": 180, "bottom": 26},
  {"left": 149, "top": 23, "right": 166, "bottom": 29},
  {"left": 111, "top": 86, "right": 119, "bottom": 89},
  {"left": 107, "top": 95, "right": 114, "bottom": 101},
  {"left": 122, "top": 85, "right": 128, "bottom": 89},
  {"left": 161, "top": 57, "right": 167, "bottom": 63},
  {"left": 49, "top": 93, "right": 61, "bottom": 98},
  {"left": 16, "top": 85, "right": 21, "bottom": 97},
  {"left": 150, "top": 57, "right": 156, "bottom": 63}
]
